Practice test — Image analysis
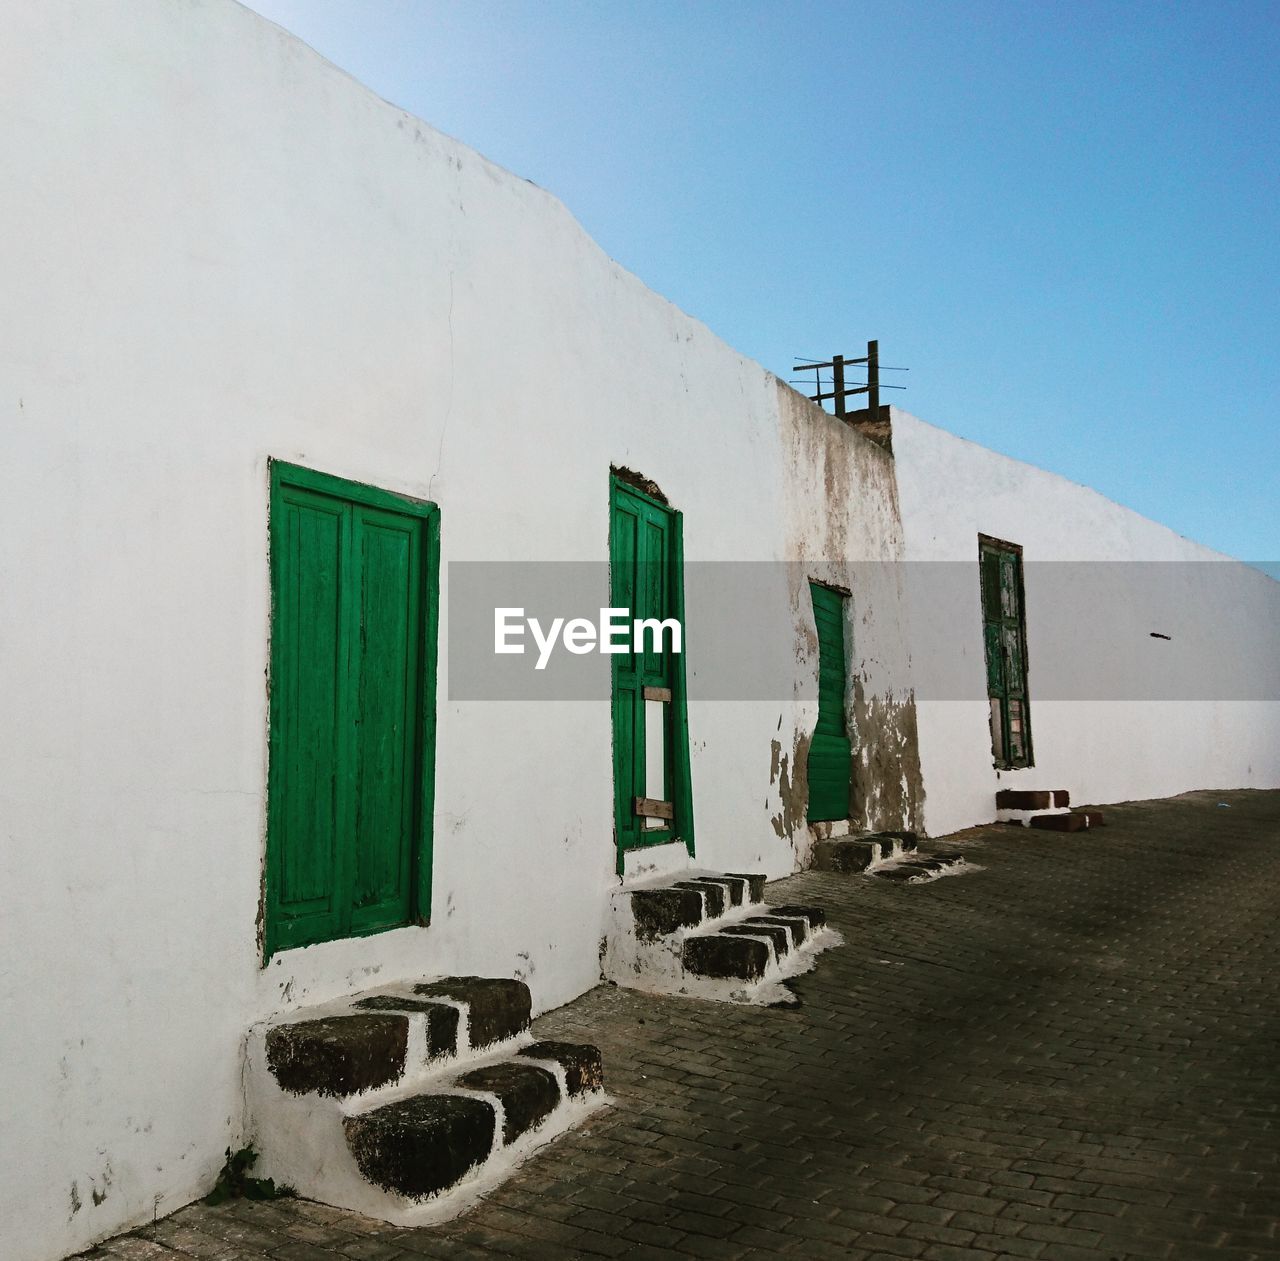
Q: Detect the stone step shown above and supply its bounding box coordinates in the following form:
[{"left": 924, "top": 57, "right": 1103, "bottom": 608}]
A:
[
  {"left": 877, "top": 831, "right": 920, "bottom": 853},
  {"left": 1029, "top": 810, "right": 1105, "bottom": 832},
  {"left": 629, "top": 872, "right": 762, "bottom": 939},
  {"left": 343, "top": 1040, "right": 604, "bottom": 1203},
  {"left": 344, "top": 1092, "right": 494, "bottom": 1200},
  {"left": 874, "top": 850, "right": 967, "bottom": 883},
  {"left": 264, "top": 977, "right": 531, "bottom": 1099},
  {"left": 682, "top": 931, "right": 770, "bottom": 981},
  {"left": 603, "top": 868, "right": 835, "bottom": 1002},
  {"left": 414, "top": 977, "right": 531, "bottom": 1050},
  {"left": 682, "top": 907, "right": 825, "bottom": 980},
  {"left": 813, "top": 830, "right": 920, "bottom": 873},
  {"left": 996, "top": 788, "right": 1070, "bottom": 810},
  {"left": 248, "top": 981, "right": 606, "bottom": 1225},
  {"left": 813, "top": 838, "right": 880, "bottom": 872},
  {"left": 266, "top": 1012, "right": 415, "bottom": 1099},
  {"left": 770, "top": 904, "right": 827, "bottom": 931}
]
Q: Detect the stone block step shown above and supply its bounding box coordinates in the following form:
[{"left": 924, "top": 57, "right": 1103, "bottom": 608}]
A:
[
  {"left": 874, "top": 850, "right": 967, "bottom": 883},
  {"left": 414, "top": 977, "right": 531, "bottom": 1049},
  {"left": 353, "top": 998, "right": 462, "bottom": 1058},
  {"left": 262, "top": 977, "right": 531, "bottom": 1099},
  {"left": 682, "top": 932, "right": 769, "bottom": 981},
  {"left": 456, "top": 1061, "right": 559, "bottom": 1143},
  {"left": 997, "top": 788, "right": 1070, "bottom": 810},
  {"left": 604, "top": 869, "right": 834, "bottom": 1003},
  {"left": 876, "top": 831, "right": 920, "bottom": 853},
  {"left": 249, "top": 985, "right": 607, "bottom": 1225},
  {"left": 1029, "top": 810, "right": 1105, "bottom": 832},
  {"left": 345, "top": 1093, "right": 494, "bottom": 1199},
  {"left": 720, "top": 919, "right": 790, "bottom": 956},
  {"left": 628, "top": 872, "right": 763, "bottom": 940},
  {"left": 813, "top": 830, "right": 920, "bottom": 873},
  {"left": 725, "top": 872, "right": 766, "bottom": 901},
  {"left": 770, "top": 904, "right": 827, "bottom": 930},
  {"left": 682, "top": 906, "right": 825, "bottom": 980},
  {"left": 266, "top": 1014, "right": 411, "bottom": 1099},
  {"left": 342, "top": 1041, "right": 604, "bottom": 1202},
  {"left": 813, "top": 838, "right": 880, "bottom": 872},
  {"left": 518, "top": 1041, "right": 606, "bottom": 1096}
]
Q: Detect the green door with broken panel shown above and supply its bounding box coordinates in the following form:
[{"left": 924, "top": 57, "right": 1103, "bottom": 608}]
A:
[
  {"left": 609, "top": 476, "right": 694, "bottom": 869},
  {"left": 266, "top": 462, "right": 439, "bottom": 957},
  {"left": 807, "top": 582, "right": 851, "bottom": 822},
  {"left": 979, "top": 536, "right": 1033, "bottom": 768}
]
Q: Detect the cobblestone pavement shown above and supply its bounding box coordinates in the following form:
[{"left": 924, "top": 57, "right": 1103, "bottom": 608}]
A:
[{"left": 86, "top": 790, "right": 1279, "bottom": 1261}]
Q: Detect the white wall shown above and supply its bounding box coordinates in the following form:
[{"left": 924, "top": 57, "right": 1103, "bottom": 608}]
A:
[
  {"left": 4, "top": 5, "right": 1272, "bottom": 1257},
  {"left": 891, "top": 411, "right": 1280, "bottom": 836},
  {"left": 0, "top": 4, "right": 908, "bottom": 1258}
]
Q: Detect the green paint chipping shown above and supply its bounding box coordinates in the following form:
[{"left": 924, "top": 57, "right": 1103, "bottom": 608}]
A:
[
  {"left": 265, "top": 462, "right": 440, "bottom": 959},
  {"left": 807, "top": 582, "right": 852, "bottom": 823}
]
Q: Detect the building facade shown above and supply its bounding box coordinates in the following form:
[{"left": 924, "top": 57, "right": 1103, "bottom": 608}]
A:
[{"left": 2, "top": 4, "right": 1277, "bottom": 1259}]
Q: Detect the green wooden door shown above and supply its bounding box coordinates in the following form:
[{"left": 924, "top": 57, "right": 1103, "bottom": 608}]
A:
[
  {"left": 807, "top": 582, "right": 852, "bottom": 822},
  {"left": 609, "top": 477, "right": 693, "bottom": 869},
  {"left": 979, "top": 537, "right": 1033, "bottom": 768},
  {"left": 266, "top": 462, "right": 439, "bottom": 957}
]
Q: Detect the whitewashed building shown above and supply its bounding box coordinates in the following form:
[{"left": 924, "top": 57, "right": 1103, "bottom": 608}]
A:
[{"left": 2, "top": 3, "right": 1277, "bottom": 1259}]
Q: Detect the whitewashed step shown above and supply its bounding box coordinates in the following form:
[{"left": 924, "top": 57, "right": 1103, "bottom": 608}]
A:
[
  {"left": 603, "top": 870, "right": 839, "bottom": 1004},
  {"left": 246, "top": 978, "right": 606, "bottom": 1225},
  {"left": 812, "top": 831, "right": 919, "bottom": 873},
  {"left": 996, "top": 788, "right": 1073, "bottom": 825}
]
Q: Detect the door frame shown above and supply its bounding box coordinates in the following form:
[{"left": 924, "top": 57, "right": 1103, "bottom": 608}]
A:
[
  {"left": 806, "top": 578, "right": 853, "bottom": 823},
  {"left": 978, "top": 533, "right": 1034, "bottom": 769},
  {"left": 263, "top": 459, "right": 441, "bottom": 960},
  {"left": 608, "top": 473, "right": 695, "bottom": 873}
]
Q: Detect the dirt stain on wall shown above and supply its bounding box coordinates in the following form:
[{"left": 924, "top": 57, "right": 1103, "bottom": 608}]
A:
[
  {"left": 851, "top": 680, "right": 924, "bottom": 833},
  {"left": 769, "top": 732, "right": 811, "bottom": 839}
]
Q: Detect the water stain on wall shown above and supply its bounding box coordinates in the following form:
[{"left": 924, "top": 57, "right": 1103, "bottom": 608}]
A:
[
  {"left": 851, "top": 680, "right": 925, "bottom": 833},
  {"left": 769, "top": 732, "right": 810, "bottom": 839}
]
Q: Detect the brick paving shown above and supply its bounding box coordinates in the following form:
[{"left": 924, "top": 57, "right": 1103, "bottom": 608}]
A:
[{"left": 85, "top": 789, "right": 1280, "bottom": 1260}]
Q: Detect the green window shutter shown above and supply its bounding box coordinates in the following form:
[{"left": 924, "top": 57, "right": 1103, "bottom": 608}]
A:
[
  {"left": 266, "top": 463, "right": 439, "bottom": 959},
  {"left": 348, "top": 504, "right": 423, "bottom": 933},
  {"left": 807, "top": 582, "right": 851, "bottom": 823},
  {"left": 269, "top": 485, "right": 349, "bottom": 948},
  {"left": 609, "top": 476, "right": 694, "bottom": 866},
  {"left": 979, "top": 538, "right": 1033, "bottom": 769}
]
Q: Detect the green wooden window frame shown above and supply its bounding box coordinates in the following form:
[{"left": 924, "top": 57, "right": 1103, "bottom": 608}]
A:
[
  {"left": 264, "top": 460, "right": 440, "bottom": 960},
  {"left": 608, "top": 474, "right": 695, "bottom": 872},
  {"left": 978, "top": 534, "right": 1033, "bottom": 770}
]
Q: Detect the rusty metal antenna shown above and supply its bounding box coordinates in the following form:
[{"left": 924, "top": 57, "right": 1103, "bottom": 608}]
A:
[{"left": 791, "top": 340, "right": 907, "bottom": 418}]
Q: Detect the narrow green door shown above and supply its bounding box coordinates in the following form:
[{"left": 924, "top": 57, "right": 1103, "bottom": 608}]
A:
[
  {"left": 807, "top": 582, "right": 851, "bottom": 822},
  {"left": 609, "top": 476, "right": 693, "bottom": 869},
  {"left": 979, "top": 536, "right": 1033, "bottom": 768},
  {"left": 266, "top": 462, "right": 439, "bottom": 957}
]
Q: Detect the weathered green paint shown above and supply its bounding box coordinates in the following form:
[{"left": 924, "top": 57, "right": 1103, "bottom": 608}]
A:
[
  {"left": 609, "top": 476, "right": 694, "bottom": 869},
  {"left": 266, "top": 462, "right": 439, "bottom": 958},
  {"left": 979, "top": 536, "right": 1033, "bottom": 768},
  {"left": 807, "top": 582, "right": 852, "bottom": 822}
]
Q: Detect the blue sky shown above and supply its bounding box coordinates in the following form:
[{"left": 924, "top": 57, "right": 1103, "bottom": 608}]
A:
[{"left": 242, "top": 0, "right": 1278, "bottom": 569}]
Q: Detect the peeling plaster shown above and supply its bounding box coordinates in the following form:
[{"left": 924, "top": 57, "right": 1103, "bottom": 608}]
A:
[
  {"left": 774, "top": 383, "right": 925, "bottom": 845},
  {"left": 851, "top": 680, "right": 924, "bottom": 833}
]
